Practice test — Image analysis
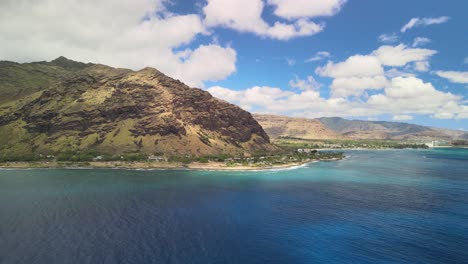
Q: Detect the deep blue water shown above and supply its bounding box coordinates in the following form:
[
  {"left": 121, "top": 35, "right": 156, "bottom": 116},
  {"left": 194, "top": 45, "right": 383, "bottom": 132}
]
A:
[{"left": 1, "top": 149, "right": 468, "bottom": 264}]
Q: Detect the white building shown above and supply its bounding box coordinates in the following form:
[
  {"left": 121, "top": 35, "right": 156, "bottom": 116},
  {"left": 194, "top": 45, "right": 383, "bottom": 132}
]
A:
[{"left": 148, "top": 155, "right": 165, "bottom": 161}]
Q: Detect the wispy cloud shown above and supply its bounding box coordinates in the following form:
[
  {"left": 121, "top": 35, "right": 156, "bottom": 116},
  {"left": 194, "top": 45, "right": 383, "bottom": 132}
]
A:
[
  {"left": 435, "top": 71, "right": 468, "bottom": 84},
  {"left": 401, "top": 16, "right": 450, "bottom": 33},
  {"left": 305, "top": 51, "right": 331, "bottom": 62},
  {"left": 285, "top": 57, "right": 296, "bottom": 66},
  {"left": 289, "top": 75, "right": 322, "bottom": 91},
  {"left": 412, "top": 37, "right": 431, "bottom": 47},
  {"left": 393, "top": 115, "right": 413, "bottom": 121},
  {"left": 378, "top": 33, "right": 399, "bottom": 44},
  {"left": 413, "top": 61, "right": 430, "bottom": 72}
]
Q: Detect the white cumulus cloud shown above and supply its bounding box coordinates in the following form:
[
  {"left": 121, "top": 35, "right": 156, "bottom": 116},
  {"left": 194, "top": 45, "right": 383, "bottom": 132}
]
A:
[
  {"left": 313, "top": 44, "right": 438, "bottom": 99},
  {"left": 330, "top": 76, "right": 388, "bottom": 98},
  {"left": 316, "top": 55, "right": 384, "bottom": 78},
  {"left": 373, "top": 44, "right": 437, "bottom": 67},
  {"left": 208, "top": 86, "right": 294, "bottom": 111},
  {"left": 203, "top": 0, "right": 345, "bottom": 40},
  {"left": 177, "top": 45, "right": 237, "bottom": 87},
  {"left": 367, "top": 77, "right": 462, "bottom": 117},
  {"left": 0, "top": 0, "right": 237, "bottom": 87},
  {"left": 267, "top": 0, "right": 347, "bottom": 19},
  {"left": 208, "top": 77, "right": 468, "bottom": 120}
]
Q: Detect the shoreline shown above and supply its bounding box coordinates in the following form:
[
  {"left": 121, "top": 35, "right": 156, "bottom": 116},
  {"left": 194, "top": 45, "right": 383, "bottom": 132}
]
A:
[
  {"left": 315, "top": 147, "right": 429, "bottom": 151},
  {"left": 0, "top": 158, "right": 342, "bottom": 172}
]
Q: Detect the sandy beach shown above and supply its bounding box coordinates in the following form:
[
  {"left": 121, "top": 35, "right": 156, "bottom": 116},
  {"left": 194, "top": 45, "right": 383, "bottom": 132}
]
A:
[{"left": 0, "top": 158, "right": 343, "bottom": 171}]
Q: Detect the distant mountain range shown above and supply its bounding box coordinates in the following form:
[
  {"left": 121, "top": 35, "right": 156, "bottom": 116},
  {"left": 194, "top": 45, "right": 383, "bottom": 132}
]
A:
[
  {"left": 253, "top": 114, "right": 343, "bottom": 140},
  {"left": 0, "top": 57, "right": 274, "bottom": 158},
  {"left": 254, "top": 114, "right": 468, "bottom": 141}
]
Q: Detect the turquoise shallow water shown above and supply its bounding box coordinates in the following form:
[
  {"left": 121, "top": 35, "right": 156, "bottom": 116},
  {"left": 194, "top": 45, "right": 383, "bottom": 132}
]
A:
[{"left": 0, "top": 149, "right": 467, "bottom": 263}]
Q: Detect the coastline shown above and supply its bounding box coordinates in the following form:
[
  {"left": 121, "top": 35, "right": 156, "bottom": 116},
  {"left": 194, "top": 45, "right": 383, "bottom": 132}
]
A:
[
  {"left": 0, "top": 158, "right": 342, "bottom": 171},
  {"left": 315, "top": 147, "right": 429, "bottom": 151}
]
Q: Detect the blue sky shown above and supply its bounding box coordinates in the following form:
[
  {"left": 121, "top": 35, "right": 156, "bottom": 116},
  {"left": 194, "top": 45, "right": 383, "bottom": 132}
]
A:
[{"left": 0, "top": 0, "right": 467, "bottom": 129}]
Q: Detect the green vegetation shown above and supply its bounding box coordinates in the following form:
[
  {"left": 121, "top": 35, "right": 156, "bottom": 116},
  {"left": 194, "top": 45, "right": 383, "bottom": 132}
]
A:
[
  {"left": 0, "top": 150, "right": 150, "bottom": 163},
  {"left": 275, "top": 137, "right": 429, "bottom": 150},
  {"left": 168, "top": 154, "right": 243, "bottom": 164},
  {"left": 55, "top": 152, "right": 148, "bottom": 162},
  {"left": 221, "top": 150, "right": 344, "bottom": 168},
  {"left": 452, "top": 140, "right": 468, "bottom": 147},
  {"left": 197, "top": 132, "right": 212, "bottom": 146},
  {"left": 4, "top": 134, "right": 433, "bottom": 165},
  {"left": 168, "top": 155, "right": 192, "bottom": 164},
  {"left": 0, "top": 153, "right": 42, "bottom": 162},
  {"left": 0, "top": 147, "right": 345, "bottom": 168}
]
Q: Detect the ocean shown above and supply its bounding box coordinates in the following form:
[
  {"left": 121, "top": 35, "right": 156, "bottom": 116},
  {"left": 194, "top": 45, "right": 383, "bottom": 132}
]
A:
[{"left": 1, "top": 149, "right": 467, "bottom": 264}]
